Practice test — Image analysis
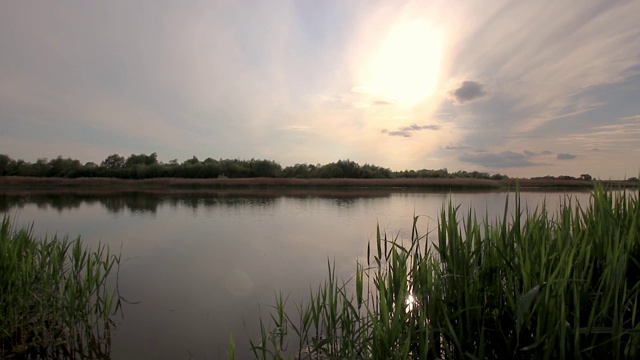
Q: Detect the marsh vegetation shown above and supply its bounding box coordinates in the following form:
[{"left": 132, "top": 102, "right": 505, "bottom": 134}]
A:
[
  {"left": 249, "top": 187, "right": 640, "bottom": 359},
  {"left": 0, "top": 216, "right": 121, "bottom": 359}
]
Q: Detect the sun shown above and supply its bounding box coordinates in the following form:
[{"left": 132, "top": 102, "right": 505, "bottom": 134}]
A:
[{"left": 358, "top": 21, "right": 443, "bottom": 107}]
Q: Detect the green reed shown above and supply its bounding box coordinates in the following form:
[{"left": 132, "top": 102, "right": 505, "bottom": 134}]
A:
[
  {"left": 0, "top": 215, "right": 121, "bottom": 359},
  {"left": 241, "top": 187, "right": 640, "bottom": 359}
]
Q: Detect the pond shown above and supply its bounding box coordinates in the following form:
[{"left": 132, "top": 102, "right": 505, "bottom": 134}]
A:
[{"left": 0, "top": 189, "right": 594, "bottom": 359}]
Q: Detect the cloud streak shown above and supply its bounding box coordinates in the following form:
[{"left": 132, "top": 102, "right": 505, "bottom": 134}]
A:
[
  {"left": 458, "top": 150, "right": 546, "bottom": 168},
  {"left": 382, "top": 124, "right": 440, "bottom": 137},
  {"left": 557, "top": 153, "right": 577, "bottom": 160},
  {"left": 443, "top": 144, "right": 470, "bottom": 151}
]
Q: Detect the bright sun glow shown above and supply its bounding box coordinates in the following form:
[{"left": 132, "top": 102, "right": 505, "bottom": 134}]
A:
[
  {"left": 406, "top": 293, "right": 416, "bottom": 312},
  {"left": 360, "top": 21, "right": 443, "bottom": 107}
]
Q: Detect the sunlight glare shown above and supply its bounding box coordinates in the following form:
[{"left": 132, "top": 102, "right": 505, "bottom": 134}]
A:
[
  {"left": 406, "top": 293, "right": 417, "bottom": 312},
  {"left": 360, "top": 21, "right": 443, "bottom": 107}
]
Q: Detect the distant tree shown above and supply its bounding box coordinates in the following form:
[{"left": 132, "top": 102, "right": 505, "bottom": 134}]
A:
[
  {"left": 491, "top": 173, "right": 509, "bottom": 180},
  {"left": 148, "top": 152, "right": 158, "bottom": 166},
  {"left": 580, "top": 174, "right": 592, "bottom": 181},
  {"left": 47, "top": 156, "right": 82, "bottom": 177},
  {"left": 16, "top": 158, "right": 51, "bottom": 177},
  {"left": 0, "top": 154, "right": 14, "bottom": 176},
  {"left": 183, "top": 156, "right": 200, "bottom": 166},
  {"left": 219, "top": 159, "right": 251, "bottom": 178},
  {"left": 532, "top": 175, "right": 557, "bottom": 180},
  {"left": 336, "top": 159, "right": 360, "bottom": 178},
  {"left": 361, "top": 163, "right": 393, "bottom": 178},
  {"left": 125, "top": 152, "right": 158, "bottom": 167},
  {"left": 201, "top": 158, "right": 221, "bottom": 178},
  {"left": 282, "top": 163, "right": 316, "bottom": 178},
  {"left": 250, "top": 159, "right": 282, "bottom": 177},
  {"left": 102, "top": 154, "right": 125, "bottom": 169}
]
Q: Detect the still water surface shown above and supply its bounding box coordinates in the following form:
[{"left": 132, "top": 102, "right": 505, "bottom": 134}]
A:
[{"left": 1, "top": 189, "right": 593, "bottom": 359}]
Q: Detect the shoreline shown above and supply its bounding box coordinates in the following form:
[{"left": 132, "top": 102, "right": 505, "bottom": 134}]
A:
[{"left": 1, "top": 176, "right": 637, "bottom": 193}]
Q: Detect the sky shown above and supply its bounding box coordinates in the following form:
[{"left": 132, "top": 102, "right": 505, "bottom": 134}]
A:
[{"left": 1, "top": 0, "right": 639, "bottom": 178}]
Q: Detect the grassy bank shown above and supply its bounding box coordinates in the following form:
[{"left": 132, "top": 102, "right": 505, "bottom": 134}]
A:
[
  {"left": 0, "top": 216, "right": 121, "bottom": 359},
  {"left": 248, "top": 187, "right": 640, "bottom": 359},
  {"left": 1, "top": 176, "right": 638, "bottom": 191}
]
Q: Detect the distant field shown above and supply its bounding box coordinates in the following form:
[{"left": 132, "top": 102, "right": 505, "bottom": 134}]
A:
[{"left": 1, "top": 176, "right": 637, "bottom": 193}]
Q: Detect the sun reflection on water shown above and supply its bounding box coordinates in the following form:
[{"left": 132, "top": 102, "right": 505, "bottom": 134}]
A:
[{"left": 405, "top": 293, "right": 417, "bottom": 312}]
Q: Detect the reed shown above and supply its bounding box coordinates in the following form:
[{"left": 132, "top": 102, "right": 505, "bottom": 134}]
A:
[
  {"left": 0, "top": 216, "right": 121, "bottom": 358},
  {"left": 243, "top": 186, "right": 640, "bottom": 359}
]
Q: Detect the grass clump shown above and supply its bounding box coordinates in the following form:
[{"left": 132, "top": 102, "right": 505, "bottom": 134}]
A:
[
  {"left": 246, "top": 187, "right": 640, "bottom": 359},
  {"left": 0, "top": 216, "right": 121, "bottom": 359}
]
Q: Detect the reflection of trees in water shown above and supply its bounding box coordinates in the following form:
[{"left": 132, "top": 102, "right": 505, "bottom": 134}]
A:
[
  {"left": 0, "top": 194, "right": 162, "bottom": 214},
  {"left": 0, "top": 190, "right": 396, "bottom": 214},
  {"left": 1, "top": 194, "right": 85, "bottom": 212},
  {"left": 173, "top": 195, "right": 278, "bottom": 211},
  {"left": 0, "top": 193, "right": 282, "bottom": 214},
  {"left": 0, "top": 196, "right": 15, "bottom": 211},
  {"left": 102, "top": 193, "right": 160, "bottom": 214}
]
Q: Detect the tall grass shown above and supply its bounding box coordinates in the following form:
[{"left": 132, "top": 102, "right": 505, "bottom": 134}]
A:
[
  {"left": 0, "top": 216, "right": 121, "bottom": 359},
  {"left": 245, "top": 187, "right": 640, "bottom": 359}
]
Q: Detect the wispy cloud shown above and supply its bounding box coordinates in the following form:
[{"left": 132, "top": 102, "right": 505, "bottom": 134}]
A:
[
  {"left": 459, "top": 151, "right": 542, "bottom": 168},
  {"left": 557, "top": 153, "right": 577, "bottom": 160},
  {"left": 381, "top": 124, "right": 440, "bottom": 137},
  {"left": 443, "top": 143, "right": 470, "bottom": 151},
  {"left": 620, "top": 114, "right": 640, "bottom": 121},
  {"left": 281, "top": 125, "right": 311, "bottom": 132}
]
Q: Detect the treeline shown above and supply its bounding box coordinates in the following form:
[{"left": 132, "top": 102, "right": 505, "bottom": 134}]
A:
[
  {"left": 0, "top": 153, "right": 509, "bottom": 180},
  {"left": 530, "top": 174, "right": 639, "bottom": 182}
]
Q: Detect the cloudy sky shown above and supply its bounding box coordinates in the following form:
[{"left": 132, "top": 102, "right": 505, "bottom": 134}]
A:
[{"left": 1, "top": 0, "right": 639, "bottom": 178}]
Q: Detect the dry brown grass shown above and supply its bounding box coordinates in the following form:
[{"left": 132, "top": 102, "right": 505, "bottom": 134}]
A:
[{"left": 0, "top": 176, "right": 637, "bottom": 192}]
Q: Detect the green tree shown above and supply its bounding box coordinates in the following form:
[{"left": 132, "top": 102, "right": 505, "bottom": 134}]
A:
[
  {"left": 47, "top": 156, "right": 82, "bottom": 177},
  {"left": 250, "top": 159, "right": 282, "bottom": 177},
  {"left": 101, "top": 154, "right": 125, "bottom": 169},
  {"left": 183, "top": 156, "right": 200, "bottom": 166},
  {"left": 125, "top": 153, "right": 158, "bottom": 167},
  {"left": 0, "top": 154, "right": 15, "bottom": 176}
]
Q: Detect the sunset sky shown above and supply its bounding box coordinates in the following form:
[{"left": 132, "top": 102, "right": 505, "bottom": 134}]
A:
[{"left": 1, "top": 0, "right": 639, "bottom": 178}]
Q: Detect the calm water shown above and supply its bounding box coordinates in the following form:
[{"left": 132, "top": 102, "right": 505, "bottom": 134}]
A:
[{"left": 1, "top": 189, "right": 593, "bottom": 359}]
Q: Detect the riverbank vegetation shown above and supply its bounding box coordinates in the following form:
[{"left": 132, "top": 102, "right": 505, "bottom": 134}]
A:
[
  {"left": 0, "top": 216, "right": 121, "bottom": 358},
  {"left": 2, "top": 153, "right": 637, "bottom": 191},
  {"left": 0, "top": 152, "right": 604, "bottom": 181},
  {"left": 247, "top": 187, "right": 640, "bottom": 359}
]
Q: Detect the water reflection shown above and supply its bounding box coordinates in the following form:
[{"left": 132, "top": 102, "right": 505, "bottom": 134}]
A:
[
  {"left": 0, "top": 192, "right": 281, "bottom": 214},
  {"left": 0, "top": 188, "right": 597, "bottom": 359},
  {"left": 0, "top": 189, "right": 403, "bottom": 214}
]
